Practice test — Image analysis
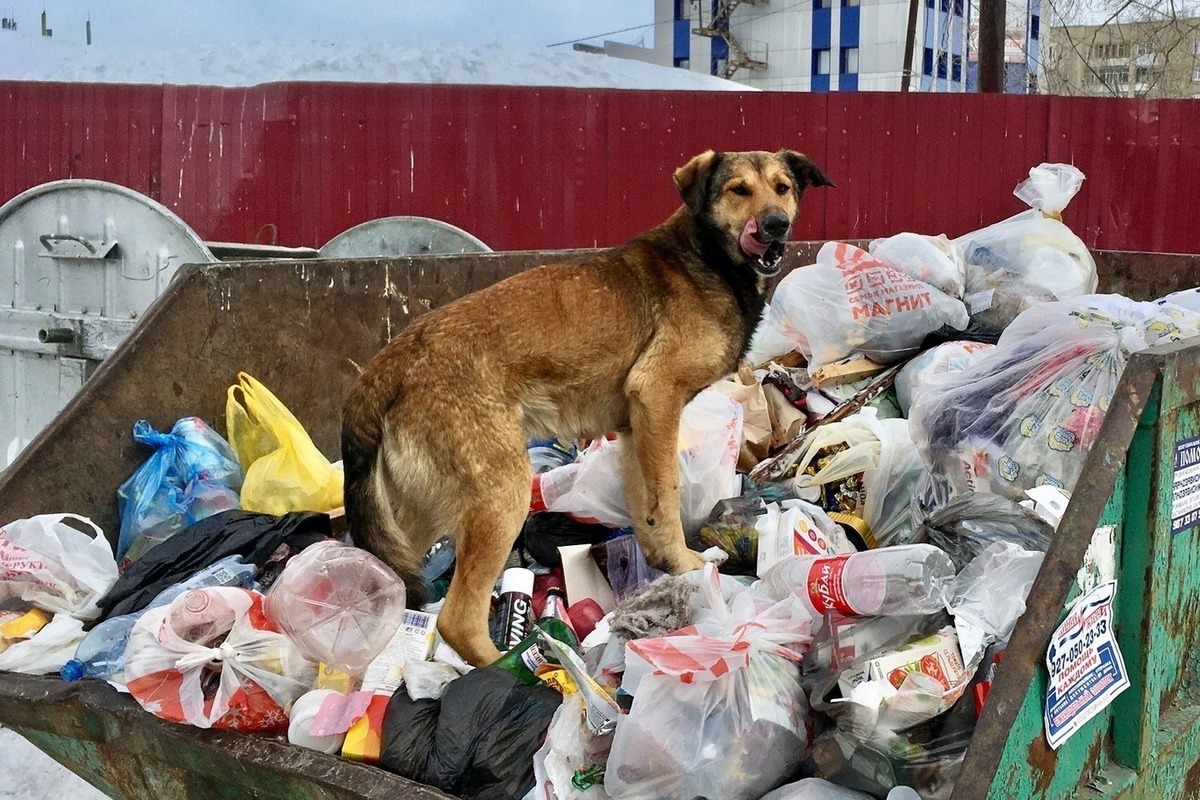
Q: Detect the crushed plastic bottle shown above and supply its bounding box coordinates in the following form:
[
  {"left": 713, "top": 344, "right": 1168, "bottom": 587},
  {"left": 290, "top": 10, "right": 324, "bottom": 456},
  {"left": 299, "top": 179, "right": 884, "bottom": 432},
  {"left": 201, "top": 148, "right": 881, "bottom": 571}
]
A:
[
  {"left": 757, "top": 543, "right": 956, "bottom": 617},
  {"left": 264, "top": 539, "right": 407, "bottom": 675},
  {"left": 61, "top": 554, "right": 257, "bottom": 683}
]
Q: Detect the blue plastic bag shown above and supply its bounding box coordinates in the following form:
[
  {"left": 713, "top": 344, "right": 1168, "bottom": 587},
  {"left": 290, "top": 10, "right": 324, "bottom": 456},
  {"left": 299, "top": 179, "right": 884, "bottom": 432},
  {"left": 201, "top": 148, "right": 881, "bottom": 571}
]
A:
[{"left": 116, "top": 418, "right": 243, "bottom": 568}]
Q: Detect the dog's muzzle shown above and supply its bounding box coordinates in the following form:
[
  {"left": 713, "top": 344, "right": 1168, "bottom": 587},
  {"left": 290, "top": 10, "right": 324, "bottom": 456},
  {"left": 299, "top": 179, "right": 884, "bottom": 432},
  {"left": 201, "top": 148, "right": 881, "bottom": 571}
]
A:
[{"left": 739, "top": 217, "right": 787, "bottom": 277}]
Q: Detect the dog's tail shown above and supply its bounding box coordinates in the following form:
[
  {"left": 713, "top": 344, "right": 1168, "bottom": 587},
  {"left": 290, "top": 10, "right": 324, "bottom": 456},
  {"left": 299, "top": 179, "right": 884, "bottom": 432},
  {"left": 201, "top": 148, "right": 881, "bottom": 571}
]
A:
[{"left": 342, "top": 376, "right": 429, "bottom": 609}]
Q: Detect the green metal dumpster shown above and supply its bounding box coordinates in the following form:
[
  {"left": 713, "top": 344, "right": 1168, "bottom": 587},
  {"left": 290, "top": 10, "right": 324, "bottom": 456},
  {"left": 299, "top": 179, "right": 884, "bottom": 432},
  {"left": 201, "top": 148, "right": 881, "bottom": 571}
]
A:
[{"left": 0, "top": 245, "right": 1198, "bottom": 799}]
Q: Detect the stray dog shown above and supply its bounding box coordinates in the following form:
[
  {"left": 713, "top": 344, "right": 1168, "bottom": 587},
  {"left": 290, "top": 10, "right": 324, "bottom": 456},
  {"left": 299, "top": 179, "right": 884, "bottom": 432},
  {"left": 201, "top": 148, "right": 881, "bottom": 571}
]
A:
[{"left": 343, "top": 149, "right": 832, "bottom": 666}]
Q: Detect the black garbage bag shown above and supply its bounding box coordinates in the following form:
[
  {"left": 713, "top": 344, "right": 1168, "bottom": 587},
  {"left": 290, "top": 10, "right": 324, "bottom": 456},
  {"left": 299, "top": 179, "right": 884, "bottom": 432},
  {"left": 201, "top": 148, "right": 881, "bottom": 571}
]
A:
[
  {"left": 518, "top": 511, "right": 615, "bottom": 567},
  {"left": 381, "top": 666, "right": 561, "bottom": 800},
  {"left": 96, "top": 510, "right": 331, "bottom": 621}
]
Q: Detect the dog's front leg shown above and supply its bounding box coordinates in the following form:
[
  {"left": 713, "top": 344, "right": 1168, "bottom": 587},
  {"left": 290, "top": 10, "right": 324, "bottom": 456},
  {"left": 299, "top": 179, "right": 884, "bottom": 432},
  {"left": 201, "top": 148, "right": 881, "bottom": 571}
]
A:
[{"left": 620, "top": 384, "right": 706, "bottom": 575}]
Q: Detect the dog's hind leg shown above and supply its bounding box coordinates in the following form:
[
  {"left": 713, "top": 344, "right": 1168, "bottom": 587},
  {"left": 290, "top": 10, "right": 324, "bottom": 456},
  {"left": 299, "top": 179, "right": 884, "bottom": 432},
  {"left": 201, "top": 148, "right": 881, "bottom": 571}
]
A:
[{"left": 436, "top": 438, "right": 532, "bottom": 668}]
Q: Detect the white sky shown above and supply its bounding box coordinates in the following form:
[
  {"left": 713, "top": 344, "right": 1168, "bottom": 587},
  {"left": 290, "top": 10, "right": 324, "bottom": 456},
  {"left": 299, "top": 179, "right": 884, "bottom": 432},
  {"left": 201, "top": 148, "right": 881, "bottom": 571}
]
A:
[{"left": 3, "top": 0, "right": 656, "bottom": 48}]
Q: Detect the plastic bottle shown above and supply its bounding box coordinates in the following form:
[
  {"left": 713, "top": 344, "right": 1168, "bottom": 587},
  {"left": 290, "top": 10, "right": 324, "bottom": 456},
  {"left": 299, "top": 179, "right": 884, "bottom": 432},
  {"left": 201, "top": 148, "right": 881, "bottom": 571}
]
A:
[
  {"left": 527, "top": 438, "right": 578, "bottom": 475},
  {"left": 264, "top": 540, "right": 408, "bottom": 675},
  {"left": 493, "top": 567, "right": 536, "bottom": 650},
  {"left": 536, "top": 586, "right": 579, "bottom": 658},
  {"left": 757, "top": 544, "right": 955, "bottom": 617},
  {"left": 61, "top": 555, "right": 257, "bottom": 683}
]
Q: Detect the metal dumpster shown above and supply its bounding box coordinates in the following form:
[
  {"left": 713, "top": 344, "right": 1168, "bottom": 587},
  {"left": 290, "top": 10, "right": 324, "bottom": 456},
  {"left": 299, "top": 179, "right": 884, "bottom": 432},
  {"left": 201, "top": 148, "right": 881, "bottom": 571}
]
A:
[
  {"left": 0, "top": 245, "right": 1198, "bottom": 799},
  {"left": 0, "top": 179, "right": 491, "bottom": 468}
]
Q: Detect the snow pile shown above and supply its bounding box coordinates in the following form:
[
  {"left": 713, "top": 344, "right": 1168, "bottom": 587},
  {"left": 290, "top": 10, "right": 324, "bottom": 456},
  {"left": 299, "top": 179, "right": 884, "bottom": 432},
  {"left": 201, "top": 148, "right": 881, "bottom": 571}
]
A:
[{"left": 0, "top": 35, "right": 754, "bottom": 91}]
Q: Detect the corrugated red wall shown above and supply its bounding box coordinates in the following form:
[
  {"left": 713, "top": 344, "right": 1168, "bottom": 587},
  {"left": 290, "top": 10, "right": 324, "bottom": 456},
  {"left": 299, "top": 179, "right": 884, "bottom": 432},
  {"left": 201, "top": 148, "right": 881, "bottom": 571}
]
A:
[{"left": 3, "top": 81, "right": 1197, "bottom": 253}]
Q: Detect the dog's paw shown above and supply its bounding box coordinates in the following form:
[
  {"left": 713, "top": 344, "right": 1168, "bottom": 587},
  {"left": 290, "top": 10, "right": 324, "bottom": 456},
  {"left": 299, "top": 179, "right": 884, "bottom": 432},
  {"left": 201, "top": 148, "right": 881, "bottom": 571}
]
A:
[{"left": 666, "top": 548, "right": 707, "bottom": 575}]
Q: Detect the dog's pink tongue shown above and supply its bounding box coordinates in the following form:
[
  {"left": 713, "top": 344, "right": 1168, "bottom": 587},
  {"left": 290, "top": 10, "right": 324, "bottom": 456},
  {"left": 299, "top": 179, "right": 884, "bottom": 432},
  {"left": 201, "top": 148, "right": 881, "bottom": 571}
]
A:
[{"left": 740, "top": 218, "right": 769, "bottom": 257}]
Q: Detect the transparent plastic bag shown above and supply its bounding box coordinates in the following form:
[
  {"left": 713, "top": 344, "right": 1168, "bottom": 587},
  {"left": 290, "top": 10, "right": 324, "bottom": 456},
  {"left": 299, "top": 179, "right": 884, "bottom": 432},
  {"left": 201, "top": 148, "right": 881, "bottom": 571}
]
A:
[
  {"left": 915, "top": 491, "right": 1053, "bottom": 571},
  {"left": 608, "top": 571, "right": 813, "bottom": 800},
  {"left": 790, "top": 410, "right": 925, "bottom": 546},
  {"left": 948, "top": 541, "right": 1044, "bottom": 643},
  {"left": 956, "top": 163, "right": 1096, "bottom": 328},
  {"left": 125, "top": 587, "right": 317, "bottom": 731},
  {"left": 226, "top": 372, "right": 343, "bottom": 515},
  {"left": 538, "top": 389, "right": 743, "bottom": 535},
  {"left": 869, "top": 233, "right": 967, "bottom": 299},
  {"left": 911, "top": 296, "right": 1200, "bottom": 502},
  {"left": 894, "top": 341, "right": 997, "bottom": 416},
  {"left": 534, "top": 691, "right": 614, "bottom": 800},
  {"left": 116, "top": 418, "right": 243, "bottom": 566}
]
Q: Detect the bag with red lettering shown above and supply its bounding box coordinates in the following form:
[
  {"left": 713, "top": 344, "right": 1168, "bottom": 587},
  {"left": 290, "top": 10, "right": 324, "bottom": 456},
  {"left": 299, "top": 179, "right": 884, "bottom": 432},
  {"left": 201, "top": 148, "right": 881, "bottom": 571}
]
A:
[{"left": 748, "top": 242, "right": 968, "bottom": 369}]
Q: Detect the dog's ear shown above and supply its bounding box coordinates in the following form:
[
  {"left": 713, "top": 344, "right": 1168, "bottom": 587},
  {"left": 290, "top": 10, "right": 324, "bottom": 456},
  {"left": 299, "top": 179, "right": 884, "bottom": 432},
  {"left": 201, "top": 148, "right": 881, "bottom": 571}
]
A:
[
  {"left": 674, "top": 150, "right": 720, "bottom": 214},
  {"left": 779, "top": 150, "right": 836, "bottom": 190}
]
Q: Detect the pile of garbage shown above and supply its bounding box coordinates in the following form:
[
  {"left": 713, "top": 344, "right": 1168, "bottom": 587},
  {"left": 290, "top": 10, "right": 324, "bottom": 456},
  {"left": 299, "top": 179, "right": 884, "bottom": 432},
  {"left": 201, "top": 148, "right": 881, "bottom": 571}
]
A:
[{"left": 4, "top": 163, "right": 1200, "bottom": 800}]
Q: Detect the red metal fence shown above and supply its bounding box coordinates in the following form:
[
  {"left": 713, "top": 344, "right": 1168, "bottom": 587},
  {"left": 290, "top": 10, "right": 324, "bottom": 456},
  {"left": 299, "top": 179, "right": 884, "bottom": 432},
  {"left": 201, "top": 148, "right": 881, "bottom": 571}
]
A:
[{"left": 3, "top": 81, "right": 1197, "bottom": 254}]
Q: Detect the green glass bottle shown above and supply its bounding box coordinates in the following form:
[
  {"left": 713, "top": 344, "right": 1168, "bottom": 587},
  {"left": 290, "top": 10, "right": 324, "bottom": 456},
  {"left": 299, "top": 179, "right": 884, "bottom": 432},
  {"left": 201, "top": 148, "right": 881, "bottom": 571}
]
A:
[{"left": 537, "top": 586, "right": 580, "bottom": 661}]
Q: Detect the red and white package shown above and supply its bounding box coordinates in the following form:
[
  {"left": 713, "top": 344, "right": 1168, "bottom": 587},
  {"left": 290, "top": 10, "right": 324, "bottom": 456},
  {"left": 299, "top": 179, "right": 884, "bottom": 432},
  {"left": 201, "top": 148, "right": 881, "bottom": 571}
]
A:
[{"left": 125, "top": 587, "right": 316, "bottom": 732}]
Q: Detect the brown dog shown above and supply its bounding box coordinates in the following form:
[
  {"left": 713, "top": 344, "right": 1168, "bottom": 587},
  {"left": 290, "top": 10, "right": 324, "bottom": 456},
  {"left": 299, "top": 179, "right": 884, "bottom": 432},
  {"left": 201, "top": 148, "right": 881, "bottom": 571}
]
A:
[{"left": 342, "top": 149, "right": 832, "bottom": 666}]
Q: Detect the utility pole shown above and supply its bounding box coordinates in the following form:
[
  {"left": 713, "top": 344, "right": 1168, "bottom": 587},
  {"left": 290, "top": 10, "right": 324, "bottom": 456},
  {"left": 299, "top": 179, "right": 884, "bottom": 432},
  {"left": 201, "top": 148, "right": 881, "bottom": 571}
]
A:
[
  {"left": 901, "top": 0, "right": 920, "bottom": 91},
  {"left": 978, "top": 0, "right": 1005, "bottom": 92}
]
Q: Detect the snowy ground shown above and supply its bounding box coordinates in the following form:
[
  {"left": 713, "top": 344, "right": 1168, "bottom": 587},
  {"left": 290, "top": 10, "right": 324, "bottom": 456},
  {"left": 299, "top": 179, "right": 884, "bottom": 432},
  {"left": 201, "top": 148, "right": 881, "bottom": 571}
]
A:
[
  {"left": 0, "top": 34, "right": 754, "bottom": 91},
  {"left": 0, "top": 728, "right": 107, "bottom": 800}
]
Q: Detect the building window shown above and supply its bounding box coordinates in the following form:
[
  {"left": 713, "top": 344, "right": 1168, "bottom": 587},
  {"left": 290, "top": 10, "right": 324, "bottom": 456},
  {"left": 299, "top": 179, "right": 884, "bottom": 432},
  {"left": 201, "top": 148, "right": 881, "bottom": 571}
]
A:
[
  {"left": 940, "top": 0, "right": 950, "bottom": 12},
  {"left": 1094, "top": 42, "right": 1131, "bottom": 59},
  {"left": 814, "top": 48, "right": 831, "bottom": 75},
  {"left": 1030, "top": 15, "right": 1039, "bottom": 39},
  {"left": 923, "top": 47, "right": 934, "bottom": 75},
  {"left": 1194, "top": 66, "right": 1200, "bottom": 81},
  {"left": 925, "top": 0, "right": 934, "bottom": 9},
  {"left": 1135, "top": 42, "right": 1153, "bottom": 56},
  {"left": 842, "top": 0, "right": 860, "bottom": 6},
  {"left": 953, "top": 0, "right": 964, "bottom": 15},
  {"left": 937, "top": 53, "right": 948, "bottom": 78},
  {"left": 952, "top": 53, "right": 963, "bottom": 81},
  {"left": 1093, "top": 65, "right": 1128, "bottom": 88},
  {"left": 841, "top": 46, "right": 859, "bottom": 74},
  {"left": 815, "top": 0, "right": 830, "bottom": 9}
]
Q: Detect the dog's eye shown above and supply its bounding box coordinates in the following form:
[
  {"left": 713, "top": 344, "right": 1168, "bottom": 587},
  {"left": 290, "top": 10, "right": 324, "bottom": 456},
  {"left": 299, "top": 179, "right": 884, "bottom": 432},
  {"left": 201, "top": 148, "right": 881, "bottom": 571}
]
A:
[
  {"left": 730, "top": 185, "right": 751, "bottom": 197},
  {"left": 776, "top": 182, "right": 791, "bottom": 195}
]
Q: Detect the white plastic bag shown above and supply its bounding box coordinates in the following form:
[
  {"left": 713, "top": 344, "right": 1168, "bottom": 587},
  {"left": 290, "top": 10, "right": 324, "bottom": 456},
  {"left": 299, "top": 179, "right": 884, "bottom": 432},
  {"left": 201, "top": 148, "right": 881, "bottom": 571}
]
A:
[
  {"left": 949, "top": 541, "right": 1044, "bottom": 644},
  {"left": 1160, "top": 288, "right": 1200, "bottom": 314},
  {"left": 869, "top": 232, "right": 967, "bottom": 299},
  {"left": 789, "top": 410, "right": 926, "bottom": 546},
  {"left": 537, "top": 389, "right": 743, "bottom": 535},
  {"left": 749, "top": 243, "right": 969, "bottom": 369},
  {"left": 760, "top": 778, "right": 876, "bottom": 800},
  {"left": 894, "top": 340, "right": 997, "bottom": 416},
  {"left": 956, "top": 163, "right": 1097, "bottom": 328},
  {"left": 533, "top": 692, "right": 614, "bottom": 800},
  {"left": 0, "top": 614, "right": 86, "bottom": 675},
  {"left": 607, "top": 569, "right": 813, "bottom": 800},
  {"left": 0, "top": 514, "right": 117, "bottom": 621},
  {"left": 125, "top": 587, "right": 316, "bottom": 731}
]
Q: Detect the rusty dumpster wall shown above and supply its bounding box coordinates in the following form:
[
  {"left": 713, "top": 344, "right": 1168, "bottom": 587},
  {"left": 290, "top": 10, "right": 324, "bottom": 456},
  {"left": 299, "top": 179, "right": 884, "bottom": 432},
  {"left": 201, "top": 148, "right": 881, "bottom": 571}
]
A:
[{"left": 3, "top": 82, "right": 1199, "bottom": 255}]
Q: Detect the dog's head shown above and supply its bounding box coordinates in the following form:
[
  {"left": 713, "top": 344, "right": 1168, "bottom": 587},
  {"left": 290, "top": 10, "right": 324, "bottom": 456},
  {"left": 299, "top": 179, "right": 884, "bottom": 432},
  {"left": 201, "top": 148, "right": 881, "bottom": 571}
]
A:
[{"left": 674, "top": 149, "right": 834, "bottom": 277}]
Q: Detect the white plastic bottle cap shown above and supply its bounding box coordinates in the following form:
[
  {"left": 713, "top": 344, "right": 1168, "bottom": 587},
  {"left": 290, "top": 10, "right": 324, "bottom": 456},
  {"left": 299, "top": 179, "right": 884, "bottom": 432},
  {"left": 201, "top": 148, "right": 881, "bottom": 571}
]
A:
[
  {"left": 287, "top": 689, "right": 347, "bottom": 754},
  {"left": 500, "top": 567, "right": 535, "bottom": 597}
]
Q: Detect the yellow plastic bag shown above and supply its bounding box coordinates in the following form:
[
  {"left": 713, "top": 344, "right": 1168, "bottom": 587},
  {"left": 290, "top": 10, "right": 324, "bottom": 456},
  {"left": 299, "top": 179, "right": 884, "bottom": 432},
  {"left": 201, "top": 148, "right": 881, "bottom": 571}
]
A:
[{"left": 226, "top": 372, "right": 343, "bottom": 515}]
